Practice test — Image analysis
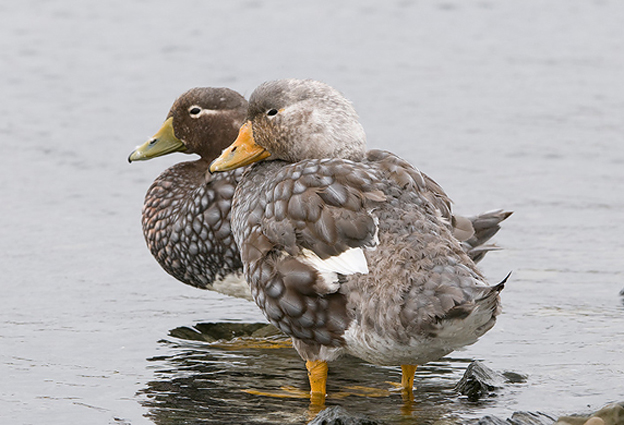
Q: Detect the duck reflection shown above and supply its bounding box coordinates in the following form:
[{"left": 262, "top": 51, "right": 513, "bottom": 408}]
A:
[{"left": 138, "top": 322, "right": 484, "bottom": 425}]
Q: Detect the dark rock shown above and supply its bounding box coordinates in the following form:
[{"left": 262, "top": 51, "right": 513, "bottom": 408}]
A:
[
  {"left": 509, "top": 411, "right": 556, "bottom": 425},
  {"left": 469, "top": 411, "right": 555, "bottom": 425},
  {"left": 168, "top": 322, "right": 282, "bottom": 342},
  {"left": 248, "top": 323, "right": 284, "bottom": 338},
  {"left": 474, "top": 415, "right": 509, "bottom": 425},
  {"left": 555, "top": 401, "right": 624, "bottom": 425},
  {"left": 193, "top": 322, "right": 277, "bottom": 341},
  {"left": 502, "top": 371, "right": 529, "bottom": 384},
  {"left": 470, "top": 402, "right": 623, "bottom": 425},
  {"left": 168, "top": 325, "right": 206, "bottom": 341},
  {"left": 308, "top": 406, "right": 383, "bottom": 425},
  {"left": 456, "top": 361, "right": 505, "bottom": 401}
]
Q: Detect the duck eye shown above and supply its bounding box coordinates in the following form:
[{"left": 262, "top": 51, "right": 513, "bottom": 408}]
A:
[
  {"left": 266, "top": 108, "right": 278, "bottom": 117},
  {"left": 189, "top": 107, "right": 202, "bottom": 116}
]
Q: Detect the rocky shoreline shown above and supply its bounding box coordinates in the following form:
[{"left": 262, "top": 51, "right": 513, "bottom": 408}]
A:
[
  {"left": 308, "top": 361, "right": 623, "bottom": 425},
  {"left": 169, "top": 323, "right": 623, "bottom": 425}
]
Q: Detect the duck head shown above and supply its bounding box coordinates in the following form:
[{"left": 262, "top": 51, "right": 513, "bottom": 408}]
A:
[
  {"left": 129, "top": 87, "right": 247, "bottom": 163},
  {"left": 210, "top": 79, "right": 367, "bottom": 172}
]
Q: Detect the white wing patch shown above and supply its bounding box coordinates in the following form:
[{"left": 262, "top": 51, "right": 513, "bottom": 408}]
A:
[
  {"left": 302, "top": 247, "right": 370, "bottom": 275},
  {"left": 299, "top": 247, "right": 369, "bottom": 292}
]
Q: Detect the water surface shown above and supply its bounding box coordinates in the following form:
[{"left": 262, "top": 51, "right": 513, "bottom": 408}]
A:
[{"left": 1, "top": 1, "right": 623, "bottom": 424}]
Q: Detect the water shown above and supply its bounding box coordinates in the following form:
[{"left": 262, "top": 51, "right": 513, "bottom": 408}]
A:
[{"left": 1, "top": 1, "right": 623, "bottom": 424}]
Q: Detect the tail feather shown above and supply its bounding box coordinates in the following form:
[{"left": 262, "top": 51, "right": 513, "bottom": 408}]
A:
[
  {"left": 489, "top": 271, "right": 511, "bottom": 295},
  {"left": 454, "top": 209, "right": 513, "bottom": 263},
  {"left": 435, "top": 272, "right": 510, "bottom": 344}
]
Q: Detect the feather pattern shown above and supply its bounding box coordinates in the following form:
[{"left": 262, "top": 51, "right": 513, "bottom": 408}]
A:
[
  {"left": 131, "top": 87, "right": 249, "bottom": 298},
  {"left": 222, "top": 79, "right": 509, "bottom": 365}
]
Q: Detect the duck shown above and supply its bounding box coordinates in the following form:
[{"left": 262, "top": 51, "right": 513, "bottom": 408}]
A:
[
  {"left": 128, "top": 87, "right": 251, "bottom": 299},
  {"left": 129, "top": 87, "right": 510, "bottom": 303},
  {"left": 210, "top": 79, "right": 509, "bottom": 403}
]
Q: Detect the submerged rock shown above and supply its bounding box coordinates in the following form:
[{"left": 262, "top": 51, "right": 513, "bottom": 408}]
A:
[
  {"left": 509, "top": 411, "right": 557, "bottom": 425},
  {"left": 555, "top": 401, "right": 624, "bottom": 425},
  {"left": 470, "top": 402, "right": 623, "bottom": 425},
  {"left": 455, "top": 361, "right": 527, "bottom": 402},
  {"left": 471, "top": 412, "right": 555, "bottom": 425},
  {"left": 455, "top": 361, "right": 505, "bottom": 401},
  {"left": 502, "top": 371, "right": 529, "bottom": 384},
  {"left": 168, "top": 322, "right": 283, "bottom": 342},
  {"left": 308, "top": 406, "right": 383, "bottom": 425},
  {"left": 474, "top": 415, "right": 510, "bottom": 425}
]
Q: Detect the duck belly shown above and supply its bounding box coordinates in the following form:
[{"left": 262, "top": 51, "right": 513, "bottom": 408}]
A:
[{"left": 342, "top": 323, "right": 455, "bottom": 366}]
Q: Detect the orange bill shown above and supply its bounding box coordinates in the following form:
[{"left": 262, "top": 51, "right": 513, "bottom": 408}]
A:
[{"left": 209, "top": 121, "right": 271, "bottom": 172}]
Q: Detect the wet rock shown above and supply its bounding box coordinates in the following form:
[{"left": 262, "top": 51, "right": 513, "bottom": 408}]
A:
[
  {"left": 474, "top": 415, "right": 510, "bottom": 425},
  {"left": 168, "top": 325, "right": 207, "bottom": 341},
  {"left": 509, "top": 411, "right": 557, "bottom": 425},
  {"left": 555, "top": 401, "right": 624, "bottom": 425},
  {"left": 469, "top": 402, "right": 623, "bottom": 425},
  {"left": 455, "top": 361, "right": 505, "bottom": 401},
  {"left": 470, "top": 412, "right": 555, "bottom": 425},
  {"left": 168, "top": 322, "right": 282, "bottom": 342},
  {"left": 581, "top": 418, "right": 605, "bottom": 425},
  {"left": 502, "top": 371, "right": 529, "bottom": 384},
  {"left": 455, "top": 361, "right": 528, "bottom": 402},
  {"left": 247, "top": 323, "right": 285, "bottom": 338},
  {"left": 308, "top": 406, "right": 383, "bottom": 425}
]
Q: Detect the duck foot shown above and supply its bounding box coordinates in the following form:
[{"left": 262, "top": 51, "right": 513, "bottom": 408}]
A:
[
  {"left": 385, "top": 364, "right": 418, "bottom": 400},
  {"left": 387, "top": 381, "right": 417, "bottom": 392}
]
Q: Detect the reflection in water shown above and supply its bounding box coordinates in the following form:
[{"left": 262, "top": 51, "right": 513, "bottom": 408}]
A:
[
  {"left": 138, "top": 323, "right": 510, "bottom": 425},
  {"left": 139, "top": 341, "right": 309, "bottom": 424}
]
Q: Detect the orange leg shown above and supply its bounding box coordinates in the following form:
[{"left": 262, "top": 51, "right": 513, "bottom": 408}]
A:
[
  {"left": 401, "top": 364, "right": 418, "bottom": 393},
  {"left": 306, "top": 360, "right": 328, "bottom": 405}
]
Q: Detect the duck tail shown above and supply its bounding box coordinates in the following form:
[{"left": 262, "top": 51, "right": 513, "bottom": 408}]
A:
[
  {"left": 475, "top": 271, "right": 510, "bottom": 317},
  {"left": 458, "top": 209, "right": 513, "bottom": 263},
  {"left": 491, "top": 271, "right": 512, "bottom": 293}
]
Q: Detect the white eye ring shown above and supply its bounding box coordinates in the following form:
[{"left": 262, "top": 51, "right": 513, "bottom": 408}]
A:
[
  {"left": 266, "top": 108, "right": 278, "bottom": 117},
  {"left": 189, "top": 106, "right": 202, "bottom": 116}
]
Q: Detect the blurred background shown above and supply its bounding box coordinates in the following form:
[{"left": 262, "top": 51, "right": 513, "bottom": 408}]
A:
[{"left": 1, "top": 1, "right": 623, "bottom": 424}]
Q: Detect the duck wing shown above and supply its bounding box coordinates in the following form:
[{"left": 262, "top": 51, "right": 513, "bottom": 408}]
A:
[
  {"left": 233, "top": 159, "right": 388, "bottom": 347},
  {"left": 143, "top": 164, "right": 244, "bottom": 291},
  {"left": 367, "top": 150, "right": 512, "bottom": 263}
]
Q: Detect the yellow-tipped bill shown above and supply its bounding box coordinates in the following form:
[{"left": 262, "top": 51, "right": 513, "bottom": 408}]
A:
[
  {"left": 209, "top": 122, "right": 271, "bottom": 172},
  {"left": 128, "top": 117, "right": 187, "bottom": 162}
]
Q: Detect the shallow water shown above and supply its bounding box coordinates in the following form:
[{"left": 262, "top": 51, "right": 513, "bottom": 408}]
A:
[{"left": 1, "top": 1, "right": 623, "bottom": 424}]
